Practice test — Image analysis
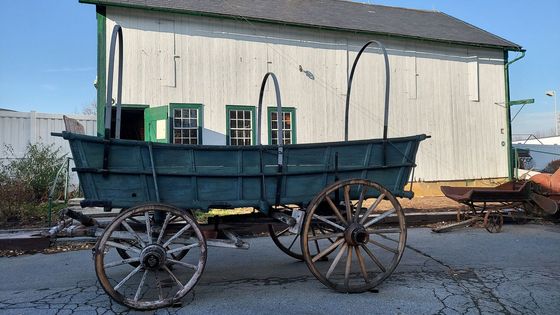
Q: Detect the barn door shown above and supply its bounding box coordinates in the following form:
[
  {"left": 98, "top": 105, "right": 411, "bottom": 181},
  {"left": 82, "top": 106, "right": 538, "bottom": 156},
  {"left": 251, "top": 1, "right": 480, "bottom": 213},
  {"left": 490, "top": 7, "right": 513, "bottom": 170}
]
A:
[{"left": 144, "top": 106, "right": 169, "bottom": 143}]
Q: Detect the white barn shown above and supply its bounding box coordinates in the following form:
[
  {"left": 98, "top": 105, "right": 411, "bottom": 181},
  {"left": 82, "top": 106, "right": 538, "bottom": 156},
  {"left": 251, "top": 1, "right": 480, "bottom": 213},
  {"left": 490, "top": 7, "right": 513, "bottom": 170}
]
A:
[{"left": 80, "top": 0, "right": 523, "bottom": 183}]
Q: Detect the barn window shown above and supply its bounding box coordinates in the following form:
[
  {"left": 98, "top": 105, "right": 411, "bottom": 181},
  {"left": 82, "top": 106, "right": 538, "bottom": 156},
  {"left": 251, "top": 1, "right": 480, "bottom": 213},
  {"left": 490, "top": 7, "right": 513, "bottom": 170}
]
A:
[
  {"left": 226, "top": 105, "right": 256, "bottom": 145},
  {"left": 170, "top": 103, "right": 203, "bottom": 144},
  {"left": 268, "top": 107, "right": 296, "bottom": 145}
]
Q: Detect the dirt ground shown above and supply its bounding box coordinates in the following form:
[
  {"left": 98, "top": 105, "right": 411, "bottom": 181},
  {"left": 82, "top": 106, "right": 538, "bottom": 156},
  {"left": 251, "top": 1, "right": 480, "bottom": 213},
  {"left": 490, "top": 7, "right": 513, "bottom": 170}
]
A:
[{"left": 399, "top": 196, "right": 465, "bottom": 213}]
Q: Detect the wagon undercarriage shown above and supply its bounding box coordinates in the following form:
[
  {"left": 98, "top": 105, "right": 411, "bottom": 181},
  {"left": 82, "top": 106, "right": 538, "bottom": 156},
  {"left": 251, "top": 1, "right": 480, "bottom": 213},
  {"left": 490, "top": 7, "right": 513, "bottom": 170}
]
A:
[{"left": 46, "top": 180, "right": 408, "bottom": 309}]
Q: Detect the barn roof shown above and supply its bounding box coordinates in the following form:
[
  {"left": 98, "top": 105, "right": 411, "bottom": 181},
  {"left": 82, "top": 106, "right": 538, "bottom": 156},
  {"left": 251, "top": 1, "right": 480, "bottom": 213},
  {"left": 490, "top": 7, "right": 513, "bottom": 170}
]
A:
[{"left": 81, "top": 0, "right": 522, "bottom": 50}]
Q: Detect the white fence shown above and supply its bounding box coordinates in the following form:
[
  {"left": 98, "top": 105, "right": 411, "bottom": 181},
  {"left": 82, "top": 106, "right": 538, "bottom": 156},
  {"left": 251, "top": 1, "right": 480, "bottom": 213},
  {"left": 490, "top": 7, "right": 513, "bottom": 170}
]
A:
[
  {"left": 0, "top": 110, "right": 96, "bottom": 160},
  {"left": 0, "top": 110, "right": 96, "bottom": 190}
]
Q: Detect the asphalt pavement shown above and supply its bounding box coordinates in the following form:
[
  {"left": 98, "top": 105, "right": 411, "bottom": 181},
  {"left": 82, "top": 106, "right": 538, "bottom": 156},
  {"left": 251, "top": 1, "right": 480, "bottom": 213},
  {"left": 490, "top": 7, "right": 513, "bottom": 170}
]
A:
[{"left": 0, "top": 223, "right": 559, "bottom": 314}]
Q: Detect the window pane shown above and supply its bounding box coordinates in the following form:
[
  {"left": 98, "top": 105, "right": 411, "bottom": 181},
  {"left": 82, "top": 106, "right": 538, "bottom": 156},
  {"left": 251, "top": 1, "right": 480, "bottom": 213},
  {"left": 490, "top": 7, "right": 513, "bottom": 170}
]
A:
[{"left": 174, "top": 109, "right": 181, "bottom": 118}]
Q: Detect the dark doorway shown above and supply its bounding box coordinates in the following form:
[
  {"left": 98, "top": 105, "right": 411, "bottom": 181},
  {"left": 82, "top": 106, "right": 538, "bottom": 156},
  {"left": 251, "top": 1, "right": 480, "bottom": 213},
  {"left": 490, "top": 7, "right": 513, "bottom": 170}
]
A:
[{"left": 110, "top": 107, "right": 145, "bottom": 140}]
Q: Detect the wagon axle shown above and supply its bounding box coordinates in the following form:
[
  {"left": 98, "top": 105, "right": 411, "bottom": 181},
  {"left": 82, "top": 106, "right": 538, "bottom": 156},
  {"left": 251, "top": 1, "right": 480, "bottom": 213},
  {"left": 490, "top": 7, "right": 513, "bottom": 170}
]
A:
[
  {"left": 345, "top": 224, "right": 369, "bottom": 246},
  {"left": 140, "top": 244, "right": 167, "bottom": 270}
]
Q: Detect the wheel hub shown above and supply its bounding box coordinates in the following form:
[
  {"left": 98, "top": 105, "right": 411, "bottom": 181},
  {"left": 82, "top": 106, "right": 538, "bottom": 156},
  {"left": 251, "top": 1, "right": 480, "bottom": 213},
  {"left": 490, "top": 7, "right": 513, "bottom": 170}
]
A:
[
  {"left": 140, "top": 244, "right": 166, "bottom": 270},
  {"left": 344, "top": 223, "right": 369, "bottom": 246}
]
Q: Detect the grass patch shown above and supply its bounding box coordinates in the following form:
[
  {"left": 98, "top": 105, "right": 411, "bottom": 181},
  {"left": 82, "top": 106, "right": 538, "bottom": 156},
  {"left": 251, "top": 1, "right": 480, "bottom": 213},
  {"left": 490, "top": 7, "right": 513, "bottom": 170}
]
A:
[{"left": 194, "top": 207, "right": 255, "bottom": 224}]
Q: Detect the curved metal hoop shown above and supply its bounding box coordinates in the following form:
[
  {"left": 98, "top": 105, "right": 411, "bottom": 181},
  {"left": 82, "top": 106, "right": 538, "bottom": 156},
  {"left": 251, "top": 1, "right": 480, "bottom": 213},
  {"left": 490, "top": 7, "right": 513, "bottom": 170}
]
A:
[
  {"left": 104, "top": 25, "right": 124, "bottom": 140},
  {"left": 257, "top": 72, "right": 284, "bottom": 165},
  {"left": 344, "top": 40, "right": 390, "bottom": 142}
]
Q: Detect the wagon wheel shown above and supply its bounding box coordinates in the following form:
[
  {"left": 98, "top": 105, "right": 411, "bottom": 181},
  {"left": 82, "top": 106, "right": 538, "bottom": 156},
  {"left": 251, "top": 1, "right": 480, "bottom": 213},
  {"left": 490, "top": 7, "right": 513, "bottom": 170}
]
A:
[
  {"left": 115, "top": 207, "right": 190, "bottom": 267},
  {"left": 301, "top": 179, "right": 406, "bottom": 293},
  {"left": 483, "top": 209, "right": 503, "bottom": 233},
  {"left": 268, "top": 205, "right": 338, "bottom": 261},
  {"left": 94, "top": 203, "right": 207, "bottom": 310}
]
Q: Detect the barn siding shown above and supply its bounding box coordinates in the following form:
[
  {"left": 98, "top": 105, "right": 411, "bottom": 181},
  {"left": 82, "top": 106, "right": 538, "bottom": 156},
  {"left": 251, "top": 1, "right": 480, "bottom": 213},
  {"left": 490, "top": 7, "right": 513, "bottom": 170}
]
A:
[{"left": 104, "top": 7, "right": 508, "bottom": 181}]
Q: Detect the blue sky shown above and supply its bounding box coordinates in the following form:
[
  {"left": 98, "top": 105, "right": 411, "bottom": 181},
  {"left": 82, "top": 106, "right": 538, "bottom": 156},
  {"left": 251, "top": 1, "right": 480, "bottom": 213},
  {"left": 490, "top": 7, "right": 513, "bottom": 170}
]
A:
[{"left": 0, "top": 0, "right": 558, "bottom": 136}]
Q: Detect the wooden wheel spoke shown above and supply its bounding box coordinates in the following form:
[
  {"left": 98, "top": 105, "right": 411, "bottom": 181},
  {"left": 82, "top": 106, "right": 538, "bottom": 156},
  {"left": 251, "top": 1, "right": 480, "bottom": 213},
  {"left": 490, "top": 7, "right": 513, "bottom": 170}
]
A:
[
  {"left": 308, "top": 232, "right": 343, "bottom": 241},
  {"left": 134, "top": 269, "right": 149, "bottom": 302},
  {"left": 114, "top": 265, "right": 142, "bottom": 291},
  {"left": 104, "top": 257, "right": 141, "bottom": 269},
  {"left": 368, "top": 239, "right": 399, "bottom": 254},
  {"left": 275, "top": 227, "right": 290, "bottom": 237},
  {"left": 363, "top": 208, "right": 396, "bottom": 228},
  {"left": 106, "top": 240, "right": 142, "bottom": 254},
  {"left": 155, "top": 270, "right": 164, "bottom": 300},
  {"left": 312, "top": 214, "right": 345, "bottom": 231},
  {"left": 121, "top": 221, "right": 146, "bottom": 248},
  {"left": 343, "top": 186, "right": 352, "bottom": 222},
  {"left": 354, "top": 187, "right": 367, "bottom": 223},
  {"left": 145, "top": 212, "right": 153, "bottom": 244},
  {"left": 326, "top": 243, "right": 348, "bottom": 279},
  {"left": 167, "top": 243, "right": 199, "bottom": 254},
  {"left": 361, "top": 244, "right": 386, "bottom": 272},
  {"left": 312, "top": 238, "right": 345, "bottom": 262},
  {"left": 157, "top": 212, "right": 173, "bottom": 245},
  {"left": 344, "top": 246, "right": 353, "bottom": 289},
  {"left": 325, "top": 196, "right": 348, "bottom": 226},
  {"left": 163, "top": 265, "right": 185, "bottom": 290},
  {"left": 355, "top": 247, "right": 370, "bottom": 283},
  {"left": 162, "top": 224, "right": 192, "bottom": 248},
  {"left": 359, "top": 193, "right": 386, "bottom": 224},
  {"left": 168, "top": 259, "right": 198, "bottom": 271}
]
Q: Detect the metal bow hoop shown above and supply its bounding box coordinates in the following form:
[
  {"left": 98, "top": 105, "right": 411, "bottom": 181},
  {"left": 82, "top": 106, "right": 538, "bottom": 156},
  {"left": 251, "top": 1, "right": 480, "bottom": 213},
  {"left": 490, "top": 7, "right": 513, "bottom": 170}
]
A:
[
  {"left": 104, "top": 25, "right": 124, "bottom": 140},
  {"left": 344, "top": 40, "right": 390, "bottom": 142},
  {"left": 257, "top": 72, "right": 284, "bottom": 166}
]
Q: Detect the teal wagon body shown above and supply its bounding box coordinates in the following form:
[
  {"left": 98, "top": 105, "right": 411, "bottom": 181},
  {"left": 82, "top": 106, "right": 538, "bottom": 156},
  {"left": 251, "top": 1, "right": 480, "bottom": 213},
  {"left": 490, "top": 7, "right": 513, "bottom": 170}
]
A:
[{"left": 63, "top": 132, "right": 427, "bottom": 213}]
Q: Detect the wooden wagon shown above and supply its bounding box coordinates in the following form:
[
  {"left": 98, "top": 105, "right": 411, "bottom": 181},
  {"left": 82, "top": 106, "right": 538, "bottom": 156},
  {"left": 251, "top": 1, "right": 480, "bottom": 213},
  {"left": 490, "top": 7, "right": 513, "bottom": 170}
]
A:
[
  {"left": 50, "top": 25, "right": 428, "bottom": 309},
  {"left": 438, "top": 181, "right": 558, "bottom": 233}
]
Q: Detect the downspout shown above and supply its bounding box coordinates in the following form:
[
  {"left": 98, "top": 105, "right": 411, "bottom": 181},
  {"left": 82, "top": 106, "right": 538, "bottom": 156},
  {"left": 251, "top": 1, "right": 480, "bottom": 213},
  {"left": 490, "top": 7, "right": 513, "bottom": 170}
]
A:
[{"left": 504, "top": 49, "right": 526, "bottom": 180}]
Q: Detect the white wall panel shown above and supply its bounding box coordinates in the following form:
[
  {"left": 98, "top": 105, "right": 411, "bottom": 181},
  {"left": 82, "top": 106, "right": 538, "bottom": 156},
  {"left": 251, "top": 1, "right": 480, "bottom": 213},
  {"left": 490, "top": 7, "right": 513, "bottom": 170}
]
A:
[
  {"left": 105, "top": 8, "right": 508, "bottom": 181},
  {"left": 0, "top": 111, "right": 96, "bottom": 159}
]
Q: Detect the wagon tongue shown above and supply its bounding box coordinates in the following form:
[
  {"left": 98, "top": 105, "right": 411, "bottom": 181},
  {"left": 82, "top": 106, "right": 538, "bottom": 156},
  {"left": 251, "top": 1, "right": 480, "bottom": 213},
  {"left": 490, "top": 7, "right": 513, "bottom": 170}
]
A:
[{"left": 529, "top": 192, "right": 558, "bottom": 215}]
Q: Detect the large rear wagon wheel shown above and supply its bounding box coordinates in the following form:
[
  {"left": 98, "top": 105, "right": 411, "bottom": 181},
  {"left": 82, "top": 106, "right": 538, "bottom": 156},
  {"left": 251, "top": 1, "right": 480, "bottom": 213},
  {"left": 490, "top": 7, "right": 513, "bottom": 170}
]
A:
[
  {"left": 94, "top": 203, "right": 206, "bottom": 310},
  {"left": 301, "top": 179, "right": 406, "bottom": 293}
]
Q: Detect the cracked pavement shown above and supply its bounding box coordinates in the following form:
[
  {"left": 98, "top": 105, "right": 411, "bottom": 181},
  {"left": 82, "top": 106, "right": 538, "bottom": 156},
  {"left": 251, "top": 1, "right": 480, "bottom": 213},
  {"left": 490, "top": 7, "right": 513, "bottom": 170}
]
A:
[{"left": 1, "top": 224, "right": 559, "bottom": 314}]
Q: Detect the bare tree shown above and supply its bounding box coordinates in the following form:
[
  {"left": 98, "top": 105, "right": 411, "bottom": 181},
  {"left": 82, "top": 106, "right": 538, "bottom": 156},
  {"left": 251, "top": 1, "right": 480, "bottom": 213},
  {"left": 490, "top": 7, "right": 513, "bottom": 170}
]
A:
[{"left": 82, "top": 100, "right": 97, "bottom": 116}]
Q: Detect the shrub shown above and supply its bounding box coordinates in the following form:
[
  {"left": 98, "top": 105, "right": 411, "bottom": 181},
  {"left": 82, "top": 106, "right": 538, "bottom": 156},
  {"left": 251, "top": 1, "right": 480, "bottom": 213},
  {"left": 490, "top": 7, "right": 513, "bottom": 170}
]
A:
[
  {"left": 2, "top": 143, "right": 67, "bottom": 201},
  {"left": 0, "top": 143, "right": 67, "bottom": 225},
  {"left": 542, "top": 159, "right": 560, "bottom": 174}
]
